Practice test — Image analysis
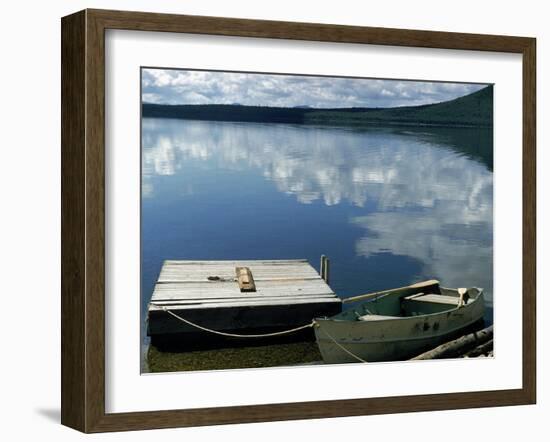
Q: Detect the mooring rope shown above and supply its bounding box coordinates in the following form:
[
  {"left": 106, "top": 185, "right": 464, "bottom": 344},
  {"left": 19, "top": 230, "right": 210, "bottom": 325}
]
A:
[
  {"left": 152, "top": 304, "right": 315, "bottom": 338},
  {"left": 316, "top": 326, "right": 369, "bottom": 363},
  {"left": 152, "top": 304, "right": 369, "bottom": 362}
]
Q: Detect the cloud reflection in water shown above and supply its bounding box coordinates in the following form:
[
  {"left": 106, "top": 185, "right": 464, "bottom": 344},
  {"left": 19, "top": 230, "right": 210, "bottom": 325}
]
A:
[{"left": 142, "top": 118, "right": 493, "bottom": 303}]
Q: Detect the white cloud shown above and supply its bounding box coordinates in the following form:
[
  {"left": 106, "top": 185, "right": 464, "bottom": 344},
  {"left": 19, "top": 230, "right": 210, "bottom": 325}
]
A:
[{"left": 141, "top": 68, "right": 487, "bottom": 108}]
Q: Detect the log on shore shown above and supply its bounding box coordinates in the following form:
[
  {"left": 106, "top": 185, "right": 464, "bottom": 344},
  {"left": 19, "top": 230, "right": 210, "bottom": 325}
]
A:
[
  {"left": 463, "top": 339, "right": 493, "bottom": 358},
  {"left": 411, "top": 325, "right": 493, "bottom": 360}
]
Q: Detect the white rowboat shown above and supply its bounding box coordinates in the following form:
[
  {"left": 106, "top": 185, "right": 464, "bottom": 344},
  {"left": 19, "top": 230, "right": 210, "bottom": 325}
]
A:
[{"left": 314, "top": 280, "right": 485, "bottom": 363}]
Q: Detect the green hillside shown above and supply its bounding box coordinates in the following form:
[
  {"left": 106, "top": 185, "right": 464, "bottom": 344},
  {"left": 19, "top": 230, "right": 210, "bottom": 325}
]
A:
[{"left": 305, "top": 86, "right": 493, "bottom": 127}]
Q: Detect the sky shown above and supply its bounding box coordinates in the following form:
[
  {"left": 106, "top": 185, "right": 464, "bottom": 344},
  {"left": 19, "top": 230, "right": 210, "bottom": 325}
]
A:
[{"left": 142, "top": 68, "right": 487, "bottom": 109}]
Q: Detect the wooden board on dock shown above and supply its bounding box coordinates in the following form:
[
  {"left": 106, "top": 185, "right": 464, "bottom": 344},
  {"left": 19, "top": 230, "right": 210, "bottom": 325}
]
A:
[{"left": 147, "top": 259, "right": 342, "bottom": 341}]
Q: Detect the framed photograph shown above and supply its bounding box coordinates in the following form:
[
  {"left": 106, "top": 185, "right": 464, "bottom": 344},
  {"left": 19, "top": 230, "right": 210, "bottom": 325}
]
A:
[{"left": 61, "top": 9, "right": 536, "bottom": 433}]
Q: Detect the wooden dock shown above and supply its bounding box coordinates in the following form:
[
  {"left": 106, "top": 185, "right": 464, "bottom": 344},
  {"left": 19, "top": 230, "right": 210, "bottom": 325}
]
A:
[{"left": 147, "top": 259, "right": 342, "bottom": 347}]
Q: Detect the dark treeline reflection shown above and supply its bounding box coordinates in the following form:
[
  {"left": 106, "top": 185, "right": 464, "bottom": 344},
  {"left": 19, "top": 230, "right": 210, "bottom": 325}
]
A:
[{"left": 394, "top": 126, "right": 493, "bottom": 171}]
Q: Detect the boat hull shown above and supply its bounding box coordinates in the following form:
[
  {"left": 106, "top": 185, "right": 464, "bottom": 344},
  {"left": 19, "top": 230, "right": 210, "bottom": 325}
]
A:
[{"left": 314, "top": 291, "right": 485, "bottom": 363}]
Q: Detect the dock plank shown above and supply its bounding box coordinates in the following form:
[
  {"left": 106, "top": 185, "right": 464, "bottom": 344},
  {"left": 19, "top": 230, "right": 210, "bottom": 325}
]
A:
[
  {"left": 158, "top": 261, "right": 320, "bottom": 284},
  {"left": 152, "top": 280, "right": 334, "bottom": 300},
  {"left": 151, "top": 298, "right": 337, "bottom": 306},
  {"left": 163, "top": 259, "right": 308, "bottom": 265},
  {"left": 149, "top": 296, "right": 342, "bottom": 310}
]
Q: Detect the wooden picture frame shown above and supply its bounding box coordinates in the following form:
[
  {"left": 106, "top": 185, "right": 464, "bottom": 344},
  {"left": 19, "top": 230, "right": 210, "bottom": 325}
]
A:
[{"left": 61, "top": 8, "right": 536, "bottom": 433}]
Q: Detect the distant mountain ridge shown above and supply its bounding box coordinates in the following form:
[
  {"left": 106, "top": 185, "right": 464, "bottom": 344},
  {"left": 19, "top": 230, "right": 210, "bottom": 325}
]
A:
[{"left": 142, "top": 86, "right": 493, "bottom": 128}]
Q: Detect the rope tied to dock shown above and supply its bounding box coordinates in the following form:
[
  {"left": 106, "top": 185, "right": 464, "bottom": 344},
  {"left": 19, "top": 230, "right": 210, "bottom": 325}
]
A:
[
  {"left": 315, "top": 326, "right": 369, "bottom": 363},
  {"left": 152, "top": 304, "right": 370, "bottom": 363},
  {"left": 153, "top": 304, "right": 315, "bottom": 338}
]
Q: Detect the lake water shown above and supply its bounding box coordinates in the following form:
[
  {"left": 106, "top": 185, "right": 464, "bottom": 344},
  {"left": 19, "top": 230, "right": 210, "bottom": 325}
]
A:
[{"left": 141, "top": 118, "right": 493, "bottom": 351}]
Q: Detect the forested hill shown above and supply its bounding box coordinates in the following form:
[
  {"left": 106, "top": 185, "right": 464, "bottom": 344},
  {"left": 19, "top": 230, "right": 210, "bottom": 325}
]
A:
[{"left": 142, "top": 85, "right": 493, "bottom": 128}]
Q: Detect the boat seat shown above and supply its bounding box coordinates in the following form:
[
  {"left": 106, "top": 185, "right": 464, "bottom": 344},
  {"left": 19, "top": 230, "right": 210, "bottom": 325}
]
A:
[
  {"left": 403, "top": 293, "right": 462, "bottom": 305},
  {"left": 357, "top": 314, "right": 398, "bottom": 321}
]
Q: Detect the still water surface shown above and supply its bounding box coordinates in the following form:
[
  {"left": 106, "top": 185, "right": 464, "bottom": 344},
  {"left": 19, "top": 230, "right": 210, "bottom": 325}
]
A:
[{"left": 141, "top": 118, "right": 493, "bottom": 349}]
